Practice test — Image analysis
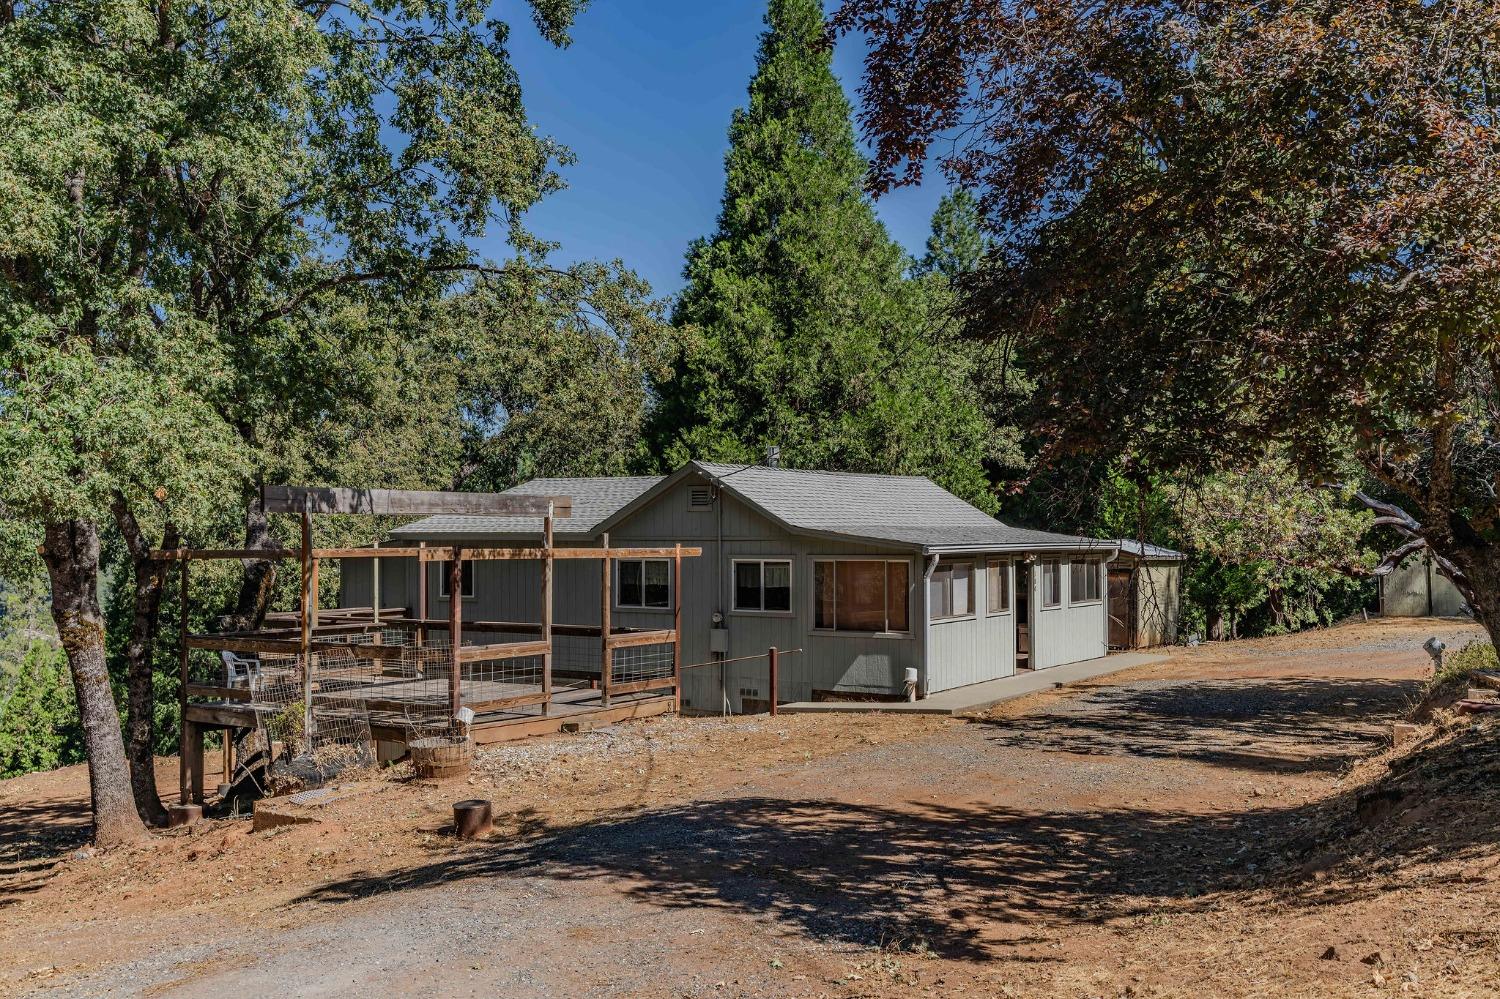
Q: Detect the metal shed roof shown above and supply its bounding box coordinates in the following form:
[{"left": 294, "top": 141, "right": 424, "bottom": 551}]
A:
[{"left": 1113, "top": 539, "right": 1187, "bottom": 561}]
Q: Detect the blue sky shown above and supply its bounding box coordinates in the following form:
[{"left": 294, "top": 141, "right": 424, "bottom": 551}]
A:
[{"left": 486, "top": 1, "right": 946, "bottom": 300}]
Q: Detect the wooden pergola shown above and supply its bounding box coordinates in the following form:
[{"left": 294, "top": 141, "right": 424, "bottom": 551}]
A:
[{"left": 155, "top": 486, "right": 701, "bottom": 804}]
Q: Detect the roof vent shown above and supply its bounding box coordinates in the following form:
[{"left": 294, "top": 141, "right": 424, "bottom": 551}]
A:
[{"left": 688, "top": 485, "right": 713, "bottom": 511}]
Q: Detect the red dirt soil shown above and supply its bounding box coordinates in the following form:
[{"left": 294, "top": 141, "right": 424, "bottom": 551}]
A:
[{"left": 2, "top": 617, "right": 1497, "bottom": 998}]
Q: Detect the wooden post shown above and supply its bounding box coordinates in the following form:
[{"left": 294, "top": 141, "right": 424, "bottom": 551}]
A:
[
  {"left": 371, "top": 540, "right": 381, "bottom": 627},
  {"left": 449, "top": 548, "right": 463, "bottom": 718},
  {"left": 600, "top": 532, "right": 611, "bottom": 708},
  {"left": 300, "top": 512, "right": 314, "bottom": 740},
  {"left": 178, "top": 558, "right": 191, "bottom": 805},
  {"left": 768, "top": 646, "right": 779, "bottom": 717},
  {"left": 183, "top": 720, "right": 205, "bottom": 805},
  {"left": 416, "top": 540, "right": 427, "bottom": 646},
  {"left": 673, "top": 543, "right": 682, "bottom": 713},
  {"left": 541, "top": 509, "right": 554, "bottom": 716}
]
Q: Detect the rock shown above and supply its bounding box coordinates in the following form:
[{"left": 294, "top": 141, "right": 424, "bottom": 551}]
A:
[
  {"left": 1390, "top": 722, "right": 1423, "bottom": 748},
  {"left": 1320, "top": 946, "right": 1340, "bottom": 961},
  {"left": 1361, "top": 949, "right": 1391, "bottom": 966}
]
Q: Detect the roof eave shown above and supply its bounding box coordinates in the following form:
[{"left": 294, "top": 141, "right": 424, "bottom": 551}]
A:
[{"left": 921, "top": 541, "right": 1123, "bottom": 558}]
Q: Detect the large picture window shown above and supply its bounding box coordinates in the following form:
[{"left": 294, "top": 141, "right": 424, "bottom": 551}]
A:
[
  {"left": 436, "top": 559, "right": 475, "bottom": 599},
  {"left": 929, "top": 560, "right": 975, "bottom": 621},
  {"left": 986, "top": 559, "right": 1010, "bottom": 614},
  {"left": 617, "top": 558, "right": 670, "bottom": 609},
  {"left": 734, "top": 559, "right": 792, "bottom": 612},
  {"left": 1041, "top": 559, "right": 1062, "bottom": 608},
  {"left": 814, "top": 559, "right": 910, "bottom": 633},
  {"left": 1070, "top": 559, "right": 1102, "bottom": 604}
]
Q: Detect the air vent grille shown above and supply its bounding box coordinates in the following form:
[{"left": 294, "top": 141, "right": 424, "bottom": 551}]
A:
[{"left": 688, "top": 485, "right": 713, "bottom": 510}]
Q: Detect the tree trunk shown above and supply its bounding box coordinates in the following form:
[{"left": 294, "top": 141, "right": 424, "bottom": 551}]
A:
[
  {"left": 110, "top": 496, "right": 175, "bottom": 828},
  {"left": 225, "top": 498, "right": 278, "bottom": 631},
  {"left": 1445, "top": 544, "right": 1500, "bottom": 645},
  {"left": 41, "top": 519, "right": 148, "bottom": 847}
]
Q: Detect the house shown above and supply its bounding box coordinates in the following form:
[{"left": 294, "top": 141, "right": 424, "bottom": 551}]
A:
[
  {"left": 1107, "top": 540, "right": 1185, "bottom": 649},
  {"left": 338, "top": 461, "right": 1120, "bottom": 713},
  {"left": 1379, "top": 552, "right": 1469, "bottom": 618}
]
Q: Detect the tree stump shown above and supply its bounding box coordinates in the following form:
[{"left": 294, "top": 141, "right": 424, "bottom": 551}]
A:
[
  {"left": 453, "top": 799, "right": 493, "bottom": 839},
  {"left": 167, "top": 803, "right": 203, "bottom": 827}
]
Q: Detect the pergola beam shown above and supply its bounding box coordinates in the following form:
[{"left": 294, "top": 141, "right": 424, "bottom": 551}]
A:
[{"left": 261, "top": 485, "right": 573, "bottom": 518}]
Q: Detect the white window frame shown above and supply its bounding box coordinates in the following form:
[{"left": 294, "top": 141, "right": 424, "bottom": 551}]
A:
[
  {"left": 929, "top": 559, "right": 976, "bottom": 623},
  {"left": 810, "top": 556, "right": 913, "bottom": 637},
  {"left": 732, "top": 558, "right": 794, "bottom": 615},
  {"left": 985, "top": 558, "right": 1011, "bottom": 616},
  {"left": 1069, "top": 558, "right": 1103, "bottom": 606},
  {"left": 615, "top": 557, "right": 672, "bottom": 611},
  {"left": 1040, "top": 559, "right": 1063, "bottom": 609},
  {"left": 435, "top": 559, "right": 476, "bottom": 600}
]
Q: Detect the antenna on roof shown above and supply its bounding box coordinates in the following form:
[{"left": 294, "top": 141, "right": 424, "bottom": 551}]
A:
[{"left": 765, "top": 444, "right": 781, "bottom": 468}]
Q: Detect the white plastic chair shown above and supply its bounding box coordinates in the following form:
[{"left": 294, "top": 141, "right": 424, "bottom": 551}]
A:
[{"left": 219, "top": 650, "right": 262, "bottom": 691}]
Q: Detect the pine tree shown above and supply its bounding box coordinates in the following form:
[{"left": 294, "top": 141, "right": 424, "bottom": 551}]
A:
[
  {"left": 915, "top": 190, "right": 991, "bottom": 280},
  {"left": 647, "top": 0, "right": 999, "bottom": 509}
]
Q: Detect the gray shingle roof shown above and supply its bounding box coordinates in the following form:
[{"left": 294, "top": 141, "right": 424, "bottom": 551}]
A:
[
  {"left": 691, "top": 462, "right": 1112, "bottom": 552},
  {"left": 389, "top": 476, "right": 662, "bottom": 540}
]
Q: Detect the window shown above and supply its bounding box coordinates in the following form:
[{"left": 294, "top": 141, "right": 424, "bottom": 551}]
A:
[
  {"left": 814, "top": 559, "right": 910, "bottom": 633},
  {"left": 734, "top": 559, "right": 792, "bottom": 612},
  {"left": 1041, "top": 559, "right": 1062, "bottom": 608},
  {"left": 617, "top": 558, "right": 670, "bottom": 609},
  {"left": 986, "top": 559, "right": 1010, "bottom": 614},
  {"left": 929, "top": 560, "right": 975, "bottom": 621},
  {"left": 436, "top": 559, "right": 475, "bottom": 599},
  {"left": 1070, "top": 559, "right": 1102, "bottom": 604}
]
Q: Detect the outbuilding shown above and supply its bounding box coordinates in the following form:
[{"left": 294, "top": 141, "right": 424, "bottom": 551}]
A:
[
  {"left": 1379, "top": 552, "right": 1469, "bottom": 618},
  {"left": 340, "top": 461, "right": 1120, "bottom": 712},
  {"left": 1107, "top": 540, "right": 1185, "bottom": 649}
]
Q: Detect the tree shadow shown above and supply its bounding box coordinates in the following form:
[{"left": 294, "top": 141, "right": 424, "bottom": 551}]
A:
[
  {"left": 973, "top": 677, "right": 1423, "bottom": 773},
  {"left": 289, "top": 774, "right": 1500, "bottom": 961},
  {"left": 0, "top": 797, "right": 89, "bottom": 908}
]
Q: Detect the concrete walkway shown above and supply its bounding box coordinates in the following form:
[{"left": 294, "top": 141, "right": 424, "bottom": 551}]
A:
[{"left": 777, "top": 651, "right": 1172, "bottom": 717}]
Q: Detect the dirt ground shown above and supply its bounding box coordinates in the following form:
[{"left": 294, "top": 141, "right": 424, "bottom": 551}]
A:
[{"left": 3, "top": 617, "right": 1498, "bottom": 998}]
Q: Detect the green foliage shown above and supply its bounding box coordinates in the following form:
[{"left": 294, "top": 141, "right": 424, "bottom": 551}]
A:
[
  {"left": 1092, "top": 458, "right": 1378, "bottom": 640},
  {"left": 0, "top": 641, "right": 81, "bottom": 778},
  {"left": 1435, "top": 640, "right": 1498, "bottom": 687},
  {"left": 914, "top": 190, "right": 991, "bottom": 281},
  {"left": 0, "top": 572, "right": 83, "bottom": 777},
  {"left": 647, "top": 0, "right": 1002, "bottom": 510},
  {"left": 446, "top": 260, "right": 675, "bottom": 490}
]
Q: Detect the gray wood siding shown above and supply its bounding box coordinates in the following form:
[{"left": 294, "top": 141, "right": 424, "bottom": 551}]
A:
[
  {"left": 1032, "top": 557, "right": 1108, "bottom": 668},
  {"left": 608, "top": 479, "right": 921, "bottom": 711},
  {"left": 1134, "top": 562, "right": 1182, "bottom": 646},
  {"left": 927, "top": 557, "right": 1017, "bottom": 693}
]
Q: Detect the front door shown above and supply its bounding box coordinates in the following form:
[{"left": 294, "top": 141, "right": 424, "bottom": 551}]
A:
[{"left": 1014, "top": 561, "right": 1031, "bottom": 669}]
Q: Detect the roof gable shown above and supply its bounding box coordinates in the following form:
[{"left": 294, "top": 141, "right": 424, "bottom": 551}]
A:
[{"left": 598, "top": 461, "right": 1113, "bottom": 553}]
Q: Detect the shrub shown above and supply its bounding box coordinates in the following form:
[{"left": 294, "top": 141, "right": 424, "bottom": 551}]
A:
[{"left": 1436, "top": 640, "right": 1498, "bottom": 686}]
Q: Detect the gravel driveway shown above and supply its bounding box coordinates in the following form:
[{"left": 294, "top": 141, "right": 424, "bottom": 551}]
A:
[{"left": 16, "top": 621, "right": 1469, "bottom": 999}]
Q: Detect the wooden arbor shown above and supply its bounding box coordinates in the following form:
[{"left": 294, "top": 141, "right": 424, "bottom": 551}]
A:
[{"left": 157, "top": 486, "right": 700, "bottom": 805}]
